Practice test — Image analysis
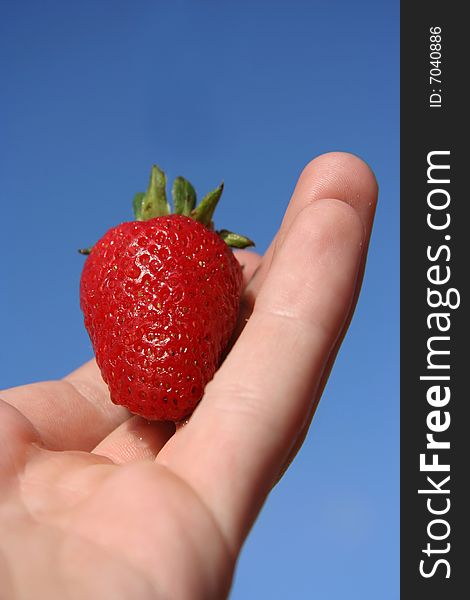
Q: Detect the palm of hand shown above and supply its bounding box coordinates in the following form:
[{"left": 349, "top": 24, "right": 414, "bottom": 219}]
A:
[
  {"left": 0, "top": 154, "right": 377, "bottom": 600},
  {"left": 1, "top": 411, "right": 231, "bottom": 599}
]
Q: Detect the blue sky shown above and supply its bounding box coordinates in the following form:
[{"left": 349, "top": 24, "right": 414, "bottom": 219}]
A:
[{"left": 0, "top": 1, "right": 399, "bottom": 597}]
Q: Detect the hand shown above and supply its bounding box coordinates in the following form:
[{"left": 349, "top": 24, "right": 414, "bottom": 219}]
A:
[{"left": 0, "top": 153, "right": 377, "bottom": 600}]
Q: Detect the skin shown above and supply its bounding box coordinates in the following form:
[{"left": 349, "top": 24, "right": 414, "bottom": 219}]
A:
[{"left": 0, "top": 153, "right": 378, "bottom": 600}]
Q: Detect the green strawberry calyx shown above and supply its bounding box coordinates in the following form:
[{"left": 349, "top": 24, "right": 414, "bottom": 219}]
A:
[
  {"left": 79, "top": 165, "right": 254, "bottom": 255},
  {"left": 133, "top": 165, "right": 254, "bottom": 249}
]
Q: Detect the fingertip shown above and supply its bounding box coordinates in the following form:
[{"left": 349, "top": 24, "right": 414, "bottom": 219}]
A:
[
  {"left": 270, "top": 198, "right": 365, "bottom": 281},
  {"left": 234, "top": 250, "right": 262, "bottom": 289},
  {"left": 297, "top": 152, "right": 378, "bottom": 231},
  {"left": 234, "top": 249, "right": 262, "bottom": 270},
  {"left": 264, "top": 198, "right": 365, "bottom": 311},
  {"left": 296, "top": 197, "right": 366, "bottom": 246},
  {"left": 300, "top": 151, "right": 378, "bottom": 193},
  {"left": 92, "top": 416, "right": 176, "bottom": 464}
]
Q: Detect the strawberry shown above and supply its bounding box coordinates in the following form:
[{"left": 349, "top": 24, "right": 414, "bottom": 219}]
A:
[{"left": 80, "top": 165, "right": 253, "bottom": 421}]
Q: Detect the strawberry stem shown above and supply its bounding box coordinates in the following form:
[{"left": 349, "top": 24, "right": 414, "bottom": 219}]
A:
[
  {"left": 133, "top": 192, "right": 146, "bottom": 221},
  {"left": 217, "top": 229, "right": 255, "bottom": 249},
  {"left": 191, "top": 182, "right": 224, "bottom": 228},
  {"left": 172, "top": 177, "right": 197, "bottom": 216},
  {"left": 130, "top": 165, "right": 255, "bottom": 249},
  {"left": 140, "top": 165, "right": 170, "bottom": 220}
]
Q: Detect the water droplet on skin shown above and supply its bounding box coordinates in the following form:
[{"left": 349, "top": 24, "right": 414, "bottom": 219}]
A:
[{"left": 176, "top": 418, "right": 190, "bottom": 431}]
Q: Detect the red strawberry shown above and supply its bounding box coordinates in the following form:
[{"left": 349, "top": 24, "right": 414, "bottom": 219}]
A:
[{"left": 80, "top": 165, "right": 253, "bottom": 421}]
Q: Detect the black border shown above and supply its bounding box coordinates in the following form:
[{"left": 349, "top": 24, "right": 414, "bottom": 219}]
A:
[{"left": 400, "top": 3, "right": 466, "bottom": 597}]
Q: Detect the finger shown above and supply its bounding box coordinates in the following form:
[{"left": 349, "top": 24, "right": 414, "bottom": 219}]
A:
[
  {"left": 236, "top": 153, "right": 378, "bottom": 471},
  {"left": 245, "top": 152, "right": 377, "bottom": 308},
  {"left": 1, "top": 361, "right": 129, "bottom": 451},
  {"left": 92, "top": 416, "right": 175, "bottom": 464},
  {"left": 0, "top": 399, "right": 41, "bottom": 479},
  {"left": 274, "top": 155, "right": 378, "bottom": 474},
  {"left": 278, "top": 251, "right": 371, "bottom": 478},
  {"left": 234, "top": 249, "right": 262, "bottom": 285},
  {"left": 285, "top": 151, "right": 376, "bottom": 237},
  {"left": 158, "top": 199, "right": 365, "bottom": 550}
]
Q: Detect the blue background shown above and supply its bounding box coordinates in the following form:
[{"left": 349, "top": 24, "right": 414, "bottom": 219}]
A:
[{"left": 0, "top": 1, "right": 399, "bottom": 598}]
